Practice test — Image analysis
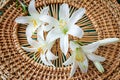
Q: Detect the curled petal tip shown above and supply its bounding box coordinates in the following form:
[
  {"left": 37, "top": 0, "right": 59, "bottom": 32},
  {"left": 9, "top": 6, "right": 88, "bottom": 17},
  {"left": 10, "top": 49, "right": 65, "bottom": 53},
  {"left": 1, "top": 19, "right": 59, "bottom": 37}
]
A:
[
  {"left": 98, "top": 38, "right": 120, "bottom": 46},
  {"left": 94, "top": 61, "right": 104, "bottom": 73}
]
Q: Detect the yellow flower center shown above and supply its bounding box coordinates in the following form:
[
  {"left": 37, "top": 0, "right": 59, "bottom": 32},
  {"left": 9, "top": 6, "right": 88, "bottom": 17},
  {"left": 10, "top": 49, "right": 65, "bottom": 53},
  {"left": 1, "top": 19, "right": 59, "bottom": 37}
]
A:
[
  {"left": 59, "top": 19, "right": 67, "bottom": 28},
  {"left": 75, "top": 48, "right": 85, "bottom": 62},
  {"left": 59, "top": 19, "right": 68, "bottom": 34},
  {"left": 37, "top": 47, "right": 44, "bottom": 54},
  {"left": 32, "top": 19, "right": 37, "bottom": 27}
]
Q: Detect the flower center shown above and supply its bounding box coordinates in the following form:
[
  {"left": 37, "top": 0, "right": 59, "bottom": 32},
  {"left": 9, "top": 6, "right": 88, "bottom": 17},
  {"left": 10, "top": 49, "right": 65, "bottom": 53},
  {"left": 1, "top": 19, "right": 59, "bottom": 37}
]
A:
[
  {"left": 32, "top": 19, "right": 37, "bottom": 27},
  {"left": 75, "top": 48, "right": 85, "bottom": 62},
  {"left": 59, "top": 19, "right": 68, "bottom": 34},
  {"left": 59, "top": 19, "right": 67, "bottom": 28},
  {"left": 37, "top": 47, "right": 44, "bottom": 54}
]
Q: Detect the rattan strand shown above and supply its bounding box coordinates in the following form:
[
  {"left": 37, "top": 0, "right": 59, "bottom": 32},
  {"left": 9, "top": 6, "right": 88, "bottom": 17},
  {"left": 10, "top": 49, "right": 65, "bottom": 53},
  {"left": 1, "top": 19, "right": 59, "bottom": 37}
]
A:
[{"left": 0, "top": 0, "right": 120, "bottom": 80}]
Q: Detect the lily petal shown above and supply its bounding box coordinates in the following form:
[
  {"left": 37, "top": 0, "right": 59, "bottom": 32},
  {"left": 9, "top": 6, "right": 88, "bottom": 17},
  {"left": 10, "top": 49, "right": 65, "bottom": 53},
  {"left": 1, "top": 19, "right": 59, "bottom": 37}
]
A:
[
  {"left": 40, "top": 6, "right": 49, "bottom": 15},
  {"left": 15, "top": 16, "right": 31, "bottom": 24},
  {"left": 70, "top": 41, "right": 79, "bottom": 51},
  {"left": 39, "top": 15, "right": 59, "bottom": 27},
  {"left": 69, "top": 8, "right": 85, "bottom": 25},
  {"left": 37, "top": 26, "right": 44, "bottom": 40},
  {"left": 82, "top": 42, "right": 100, "bottom": 53},
  {"left": 70, "top": 61, "right": 78, "bottom": 77},
  {"left": 22, "top": 47, "right": 37, "bottom": 52},
  {"left": 60, "top": 35, "right": 68, "bottom": 55},
  {"left": 78, "top": 58, "right": 88, "bottom": 73},
  {"left": 63, "top": 55, "right": 73, "bottom": 66},
  {"left": 46, "top": 50, "right": 58, "bottom": 60},
  {"left": 47, "top": 41, "right": 55, "bottom": 50},
  {"left": 27, "top": 38, "right": 40, "bottom": 48},
  {"left": 43, "top": 24, "right": 53, "bottom": 31},
  {"left": 87, "top": 53, "right": 105, "bottom": 62},
  {"left": 98, "top": 38, "right": 119, "bottom": 46},
  {"left": 46, "top": 28, "right": 62, "bottom": 43},
  {"left": 94, "top": 61, "right": 104, "bottom": 73},
  {"left": 47, "top": 60, "right": 55, "bottom": 67},
  {"left": 37, "top": 29, "right": 46, "bottom": 45},
  {"left": 68, "top": 25, "right": 84, "bottom": 38},
  {"left": 41, "top": 54, "right": 53, "bottom": 66},
  {"left": 26, "top": 24, "right": 35, "bottom": 38},
  {"left": 59, "top": 3, "right": 69, "bottom": 22},
  {"left": 28, "top": 0, "right": 39, "bottom": 16}
]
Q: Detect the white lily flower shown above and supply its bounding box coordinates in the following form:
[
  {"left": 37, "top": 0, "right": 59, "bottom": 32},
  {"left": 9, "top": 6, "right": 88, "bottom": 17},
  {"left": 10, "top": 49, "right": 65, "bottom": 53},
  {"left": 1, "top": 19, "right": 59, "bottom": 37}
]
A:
[
  {"left": 15, "top": 0, "right": 50, "bottom": 38},
  {"left": 81, "top": 38, "right": 119, "bottom": 73},
  {"left": 63, "top": 41, "right": 88, "bottom": 77},
  {"left": 81, "top": 42, "right": 106, "bottom": 73},
  {"left": 22, "top": 35, "right": 58, "bottom": 67},
  {"left": 63, "top": 38, "right": 119, "bottom": 77},
  {"left": 41, "top": 4, "right": 85, "bottom": 55}
]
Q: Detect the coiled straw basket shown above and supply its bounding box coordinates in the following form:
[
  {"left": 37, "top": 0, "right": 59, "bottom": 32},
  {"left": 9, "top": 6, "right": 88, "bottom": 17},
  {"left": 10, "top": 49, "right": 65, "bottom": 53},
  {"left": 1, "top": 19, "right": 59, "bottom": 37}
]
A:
[{"left": 0, "top": 0, "right": 120, "bottom": 80}]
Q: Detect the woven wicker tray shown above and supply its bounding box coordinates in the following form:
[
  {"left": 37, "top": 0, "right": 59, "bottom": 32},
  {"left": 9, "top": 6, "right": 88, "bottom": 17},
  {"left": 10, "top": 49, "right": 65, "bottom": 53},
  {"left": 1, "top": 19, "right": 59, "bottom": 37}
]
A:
[{"left": 0, "top": 0, "right": 120, "bottom": 80}]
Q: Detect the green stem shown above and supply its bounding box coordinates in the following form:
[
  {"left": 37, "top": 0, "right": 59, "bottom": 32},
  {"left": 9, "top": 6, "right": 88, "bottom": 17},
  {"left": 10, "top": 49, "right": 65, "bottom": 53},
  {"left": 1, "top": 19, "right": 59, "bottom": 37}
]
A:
[
  {"left": 72, "top": 40, "right": 84, "bottom": 46},
  {"left": 16, "top": 0, "right": 27, "bottom": 13},
  {"left": 78, "top": 42, "right": 84, "bottom": 46},
  {"left": 16, "top": 0, "right": 19, "bottom": 8}
]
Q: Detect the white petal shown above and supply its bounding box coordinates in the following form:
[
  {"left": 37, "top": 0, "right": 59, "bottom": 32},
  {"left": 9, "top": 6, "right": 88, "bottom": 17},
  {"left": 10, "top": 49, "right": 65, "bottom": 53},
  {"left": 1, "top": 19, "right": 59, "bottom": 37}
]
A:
[
  {"left": 47, "top": 41, "right": 55, "bottom": 50},
  {"left": 28, "top": 0, "right": 39, "bottom": 16},
  {"left": 27, "top": 38, "right": 40, "bottom": 48},
  {"left": 60, "top": 35, "right": 68, "bottom": 55},
  {"left": 37, "top": 27, "right": 46, "bottom": 45},
  {"left": 46, "top": 28, "right": 62, "bottom": 43},
  {"left": 43, "top": 24, "right": 53, "bottom": 31},
  {"left": 37, "top": 26, "right": 44, "bottom": 40},
  {"left": 26, "top": 24, "right": 35, "bottom": 38},
  {"left": 46, "top": 50, "right": 58, "bottom": 60},
  {"left": 47, "top": 60, "right": 55, "bottom": 67},
  {"left": 22, "top": 47, "right": 37, "bottom": 52},
  {"left": 94, "top": 61, "right": 104, "bottom": 73},
  {"left": 69, "top": 8, "right": 85, "bottom": 25},
  {"left": 59, "top": 4, "right": 69, "bottom": 22},
  {"left": 41, "top": 54, "right": 54, "bottom": 66},
  {"left": 78, "top": 58, "right": 88, "bottom": 73},
  {"left": 37, "top": 35, "right": 45, "bottom": 45},
  {"left": 82, "top": 42, "right": 100, "bottom": 53},
  {"left": 15, "top": 16, "right": 31, "bottom": 24},
  {"left": 68, "top": 25, "right": 84, "bottom": 38},
  {"left": 87, "top": 53, "right": 105, "bottom": 62},
  {"left": 63, "top": 55, "right": 73, "bottom": 66},
  {"left": 70, "top": 41, "right": 79, "bottom": 51},
  {"left": 40, "top": 6, "right": 49, "bottom": 15},
  {"left": 39, "top": 15, "right": 59, "bottom": 27},
  {"left": 98, "top": 38, "right": 119, "bottom": 46},
  {"left": 83, "top": 58, "right": 88, "bottom": 72},
  {"left": 70, "top": 61, "right": 78, "bottom": 77}
]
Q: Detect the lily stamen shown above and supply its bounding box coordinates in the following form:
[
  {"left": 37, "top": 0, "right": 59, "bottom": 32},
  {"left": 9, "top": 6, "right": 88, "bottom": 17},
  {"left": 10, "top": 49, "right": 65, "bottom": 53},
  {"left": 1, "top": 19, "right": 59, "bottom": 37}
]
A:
[
  {"left": 37, "top": 47, "right": 44, "bottom": 54},
  {"left": 75, "top": 48, "right": 85, "bottom": 62},
  {"left": 32, "top": 19, "right": 37, "bottom": 27},
  {"left": 59, "top": 19, "right": 67, "bottom": 28}
]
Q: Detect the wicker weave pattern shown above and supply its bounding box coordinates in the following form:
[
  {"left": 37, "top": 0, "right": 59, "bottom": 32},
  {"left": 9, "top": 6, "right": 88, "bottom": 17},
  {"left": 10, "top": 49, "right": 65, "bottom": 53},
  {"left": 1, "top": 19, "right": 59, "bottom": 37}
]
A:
[{"left": 0, "top": 0, "right": 120, "bottom": 80}]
